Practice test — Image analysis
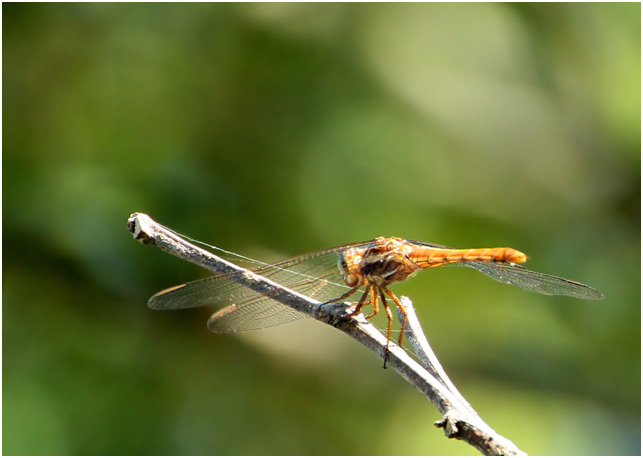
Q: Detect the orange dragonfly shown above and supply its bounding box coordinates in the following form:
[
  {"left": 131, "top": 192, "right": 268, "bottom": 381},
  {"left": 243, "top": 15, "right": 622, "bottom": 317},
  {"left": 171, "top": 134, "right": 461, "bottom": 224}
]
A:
[{"left": 149, "top": 236, "right": 604, "bottom": 353}]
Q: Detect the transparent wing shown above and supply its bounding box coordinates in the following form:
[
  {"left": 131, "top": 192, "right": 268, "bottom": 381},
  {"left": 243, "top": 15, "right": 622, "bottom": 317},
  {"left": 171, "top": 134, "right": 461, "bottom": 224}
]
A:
[
  {"left": 457, "top": 261, "right": 604, "bottom": 299},
  {"left": 148, "top": 240, "right": 373, "bottom": 332},
  {"left": 148, "top": 241, "right": 369, "bottom": 309},
  {"left": 409, "top": 240, "right": 603, "bottom": 300},
  {"left": 207, "top": 273, "right": 339, "bottom": 333},
  {"left": 207, "top": 299, "right": 308, "bottom": 333}
]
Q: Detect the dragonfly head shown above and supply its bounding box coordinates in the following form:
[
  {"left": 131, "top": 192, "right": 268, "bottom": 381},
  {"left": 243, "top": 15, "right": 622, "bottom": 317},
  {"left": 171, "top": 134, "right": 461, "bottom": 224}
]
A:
[{"left": 338, "top": 248, "right": 363, "bottom": 288}]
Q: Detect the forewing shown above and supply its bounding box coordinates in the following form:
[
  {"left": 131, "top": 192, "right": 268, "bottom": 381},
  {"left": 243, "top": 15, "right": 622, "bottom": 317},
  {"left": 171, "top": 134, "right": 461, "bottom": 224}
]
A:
[
  {"left": 148, "top": 276, "right": 240, "bottom": 310},
  {"left": 148, "top": 240, "right": 373, "bottom": 317}
]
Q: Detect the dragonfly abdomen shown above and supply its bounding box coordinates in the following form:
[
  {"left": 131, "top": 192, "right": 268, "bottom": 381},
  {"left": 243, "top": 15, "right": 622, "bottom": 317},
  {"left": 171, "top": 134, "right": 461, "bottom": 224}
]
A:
[{"left": 411, "top": 247, "right": 527, "bottom": 269}]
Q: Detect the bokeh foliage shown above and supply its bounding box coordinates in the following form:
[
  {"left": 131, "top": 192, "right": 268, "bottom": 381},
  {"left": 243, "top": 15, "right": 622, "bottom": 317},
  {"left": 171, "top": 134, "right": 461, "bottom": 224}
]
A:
[{"left": 3, "top": 3, "right": 640, "bottom": 455}]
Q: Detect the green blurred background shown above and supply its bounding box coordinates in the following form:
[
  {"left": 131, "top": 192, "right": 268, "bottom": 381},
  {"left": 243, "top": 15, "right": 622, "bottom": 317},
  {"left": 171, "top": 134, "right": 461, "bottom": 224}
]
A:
[{"left": 3, "top": 3, "right": 640, "bottom": 455}]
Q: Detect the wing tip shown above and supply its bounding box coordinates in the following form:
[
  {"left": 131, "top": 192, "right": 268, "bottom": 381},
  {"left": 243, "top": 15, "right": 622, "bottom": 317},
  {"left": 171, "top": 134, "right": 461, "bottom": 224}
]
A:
[
  {"left": 148, "top": 284, "right": 189, "bottom": 309},
  {"left": 586, "top": 289, "right": 605, "bottom": 300}
]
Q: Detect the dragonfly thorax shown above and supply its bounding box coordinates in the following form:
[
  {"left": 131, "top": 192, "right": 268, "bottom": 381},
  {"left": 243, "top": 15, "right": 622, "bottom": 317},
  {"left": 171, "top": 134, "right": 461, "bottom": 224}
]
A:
[{"left": 338, "top": 237, "right": 422, "bottom": 288}]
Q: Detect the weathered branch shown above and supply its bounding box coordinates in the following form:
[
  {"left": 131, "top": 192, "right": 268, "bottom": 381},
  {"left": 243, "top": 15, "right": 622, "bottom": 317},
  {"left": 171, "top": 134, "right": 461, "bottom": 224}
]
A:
[
  {"left": 128, "top": 212, "right": 526, "bottom": 456},
  {"left": 397, "top": 297, "right": 479, "bottom": 417}
]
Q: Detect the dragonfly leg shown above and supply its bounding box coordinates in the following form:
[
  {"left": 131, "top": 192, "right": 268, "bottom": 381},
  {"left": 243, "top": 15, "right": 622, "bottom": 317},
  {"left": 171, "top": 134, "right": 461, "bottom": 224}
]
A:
[
  {"left": 324, "top": 283, "right": 361, "bottom": 305},
  {"left": 363, "top": 284, "right": 379, "bottom": 320},
  {"left": 384, "top": 288, "right": 407, "bottom": 346},
  {"left": 347, "top": 287, "right": 371, "bottom": 318}
]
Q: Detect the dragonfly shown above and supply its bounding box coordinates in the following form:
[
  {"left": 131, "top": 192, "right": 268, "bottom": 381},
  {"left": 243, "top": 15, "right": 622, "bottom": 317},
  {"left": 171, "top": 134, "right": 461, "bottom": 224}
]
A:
[{"left": 149, "top": 236, "right": 604, "bottom": 357}]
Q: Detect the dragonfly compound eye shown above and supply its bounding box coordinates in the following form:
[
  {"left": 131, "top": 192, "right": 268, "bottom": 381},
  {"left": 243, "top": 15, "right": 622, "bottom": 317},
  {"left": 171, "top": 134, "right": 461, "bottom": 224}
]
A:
[
  {"left": 337, "top": 253, "right": 349, "bottom": 277},
  {"left": 344, "top": 273, "right": 360, "bottom": 288},
  {"left": 337, "top": 249, "right": 363, "bottom": 287}
]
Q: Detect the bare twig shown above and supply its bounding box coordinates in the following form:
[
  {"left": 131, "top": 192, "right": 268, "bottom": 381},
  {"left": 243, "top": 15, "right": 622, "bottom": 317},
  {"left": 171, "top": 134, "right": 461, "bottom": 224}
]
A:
[
  {"left": 128, "top": 212, "right": 526, "bottom": 456},
  {"left": 396, "top": 297, "right": 478, "bottom": 417}
]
